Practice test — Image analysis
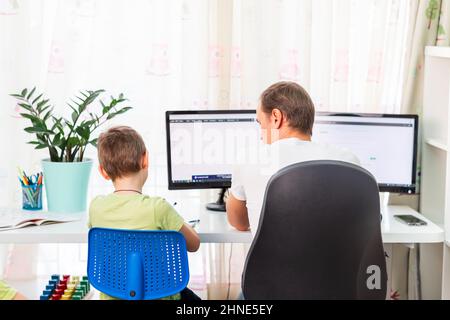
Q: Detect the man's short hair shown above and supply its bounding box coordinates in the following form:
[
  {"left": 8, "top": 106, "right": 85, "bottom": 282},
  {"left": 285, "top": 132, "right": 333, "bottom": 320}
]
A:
[
  {"left": 97, "top": 126, "right": 146, "bottom": 181},
  {"left": 260, "top": 81, "right": 315, "bottom": 136}
]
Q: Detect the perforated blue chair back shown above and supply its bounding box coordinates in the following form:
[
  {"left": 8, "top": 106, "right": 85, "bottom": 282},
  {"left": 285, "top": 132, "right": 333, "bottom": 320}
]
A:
[{"left": 87, "top": 228, "right": 190, "bottom": 300}]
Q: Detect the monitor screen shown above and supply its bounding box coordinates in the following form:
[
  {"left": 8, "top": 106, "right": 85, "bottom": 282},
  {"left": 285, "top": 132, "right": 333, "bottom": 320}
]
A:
[
  {"left": 313, "top": 113, "right": 418, "bottom": 194},
  {"left": 166, "top": 110, "right": 258, "bottom": 189}
]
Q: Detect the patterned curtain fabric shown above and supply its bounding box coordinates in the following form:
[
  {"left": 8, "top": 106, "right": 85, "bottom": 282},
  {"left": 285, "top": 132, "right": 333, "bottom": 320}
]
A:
[
  {"left": 230, "top": 0, "right": 413, "bottom": 114},
  {"left": 401, "top": 0, "right": 449, "bottom": 115}
]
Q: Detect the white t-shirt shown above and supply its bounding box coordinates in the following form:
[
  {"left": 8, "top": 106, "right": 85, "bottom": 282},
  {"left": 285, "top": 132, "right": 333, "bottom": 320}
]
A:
[{"left": 230, "top": 138, "right": 360, "bottom": 236}]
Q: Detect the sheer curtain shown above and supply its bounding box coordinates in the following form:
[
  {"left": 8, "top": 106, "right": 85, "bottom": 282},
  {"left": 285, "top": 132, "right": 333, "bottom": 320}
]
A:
[
  {"left": 0, "top": 0, "right": 420, "bottom": 299},
  {"left": 228, "top": 0, "right": 412, "bottom": 114}
]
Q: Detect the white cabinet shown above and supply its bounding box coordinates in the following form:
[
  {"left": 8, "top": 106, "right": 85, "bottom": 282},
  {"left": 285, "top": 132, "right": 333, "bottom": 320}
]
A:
[{"left": 421, "top": 46, "right": 450, "bottom": 299}]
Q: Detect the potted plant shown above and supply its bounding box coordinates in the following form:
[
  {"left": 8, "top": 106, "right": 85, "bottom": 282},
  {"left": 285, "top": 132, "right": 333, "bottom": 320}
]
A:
[{"left": 11, "top": 88, "right": 132, "bottom": 213}]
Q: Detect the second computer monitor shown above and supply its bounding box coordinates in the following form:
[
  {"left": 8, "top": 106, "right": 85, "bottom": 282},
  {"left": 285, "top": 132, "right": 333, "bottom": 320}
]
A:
[{"left": 313, "top": 113, "right": 418, "bottom": 194}]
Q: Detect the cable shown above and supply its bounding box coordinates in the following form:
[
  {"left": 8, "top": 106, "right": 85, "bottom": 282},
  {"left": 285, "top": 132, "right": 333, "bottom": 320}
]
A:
[
  {"left": 226, "top": 243, "right": 233, "bottom": 300},
  {"left": 415, "top": 244, "right": 422, "bottom": 300}
]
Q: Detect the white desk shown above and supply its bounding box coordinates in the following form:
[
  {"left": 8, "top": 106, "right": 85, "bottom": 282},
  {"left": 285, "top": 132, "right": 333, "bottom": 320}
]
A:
[
  {"left": 0, "top": 203, "right": 444, "bottom": 244},
  {"left": 0, "top": 203, "right": 443, "bottom": 300},
  {"left": 381, "top": 206, "right": 444, "bottom": 244}
]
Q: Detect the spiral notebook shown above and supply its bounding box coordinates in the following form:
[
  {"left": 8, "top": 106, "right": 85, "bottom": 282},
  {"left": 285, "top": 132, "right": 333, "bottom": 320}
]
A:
[{"left": 0, "top": 208, "right": 80, "bottom": 231}]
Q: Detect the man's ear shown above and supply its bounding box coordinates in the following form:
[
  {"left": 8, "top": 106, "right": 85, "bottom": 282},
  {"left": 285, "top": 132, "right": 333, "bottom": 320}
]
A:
[
  {"left": 141, "top": 151, "right": 149, "bottom": 170},
  {"left": 98, "top": 165, "right": 111, "bottom": 180},
  {"left": 272, "top": 108, "right": 283, "bottom": 129}
]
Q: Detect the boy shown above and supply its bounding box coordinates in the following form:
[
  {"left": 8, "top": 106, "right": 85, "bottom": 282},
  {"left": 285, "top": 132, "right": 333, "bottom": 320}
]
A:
[{"left": 89, "top": 126, "right": 200, "bottom": 300}]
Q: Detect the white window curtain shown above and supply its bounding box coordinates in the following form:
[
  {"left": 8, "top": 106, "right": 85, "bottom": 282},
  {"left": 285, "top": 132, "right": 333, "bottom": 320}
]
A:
[
  {"left": 0, "top": 0, "right": 432, "bottom": 299},
  {"left": 229, "top": 0, "right": 412, "bottom": 114}
]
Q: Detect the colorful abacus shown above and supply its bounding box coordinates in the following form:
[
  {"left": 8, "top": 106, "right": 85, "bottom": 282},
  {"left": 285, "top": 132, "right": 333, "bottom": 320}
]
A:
[{"left": 40, "top": 275, "right": 91, "bottom": 300}]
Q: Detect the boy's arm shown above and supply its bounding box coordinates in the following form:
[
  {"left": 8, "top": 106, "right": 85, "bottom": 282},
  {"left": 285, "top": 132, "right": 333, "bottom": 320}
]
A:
[
  {"left": 155, "top": 198, "right": 200, "bottom": 252},
  {"left": 179, "top": 223, "right": 200, "bottom": 252}
]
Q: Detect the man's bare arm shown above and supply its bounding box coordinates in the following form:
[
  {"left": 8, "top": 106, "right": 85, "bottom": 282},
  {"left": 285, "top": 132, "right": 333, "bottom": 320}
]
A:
[{"left": 226, "top": 193, "right": 250, "bottom": 231}]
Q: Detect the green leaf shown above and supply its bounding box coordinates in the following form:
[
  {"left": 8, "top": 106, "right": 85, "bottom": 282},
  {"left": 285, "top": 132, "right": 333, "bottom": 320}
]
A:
[
  {"left": 40, "top": 105, "right": 52, "bottom": 115},
  {"left": 79, "top": 92, "right": 100, "bottom": 113},
  {"left": 36, "top": 136, "right": 48, "bottom": 145},
  {"left": 32, "top": 93, "right": 43, "bottom": 105},
  {"left": 52, "top": 133, "right": 62, "bottom": 147},
  {"left": 70, "top": 98, "right": 81, "bottom": 107},
  {"left": 76, "top": 126, "right": 90, "bottom": 140},
  {"left": 43, "top": 108, "right": 53, "bottom": 122},
  {"left": 89, "top": 138, "right": 98, "bottom": 147},
  {"left": 18, "top": 103, "right": 33, "bottom": 112},
  {"left": 75, "top": 96, "right": 85, "bottom": 103},
  {"left": 84, "top": 119, "right": 96, "bottom": 127},
  {"left": 27, "top": 87, "right": 36, "bottom": 100},
  {"left": 67, "top": 103, "right": 78, "bottom": 114},
  {"left": 67, "top": 136, "right": 80, "bottom": 147},
  {"left": 115, "top": 107, "right": 132, "bottom": 115},
  {"left": 24, "top": 127, "right": 54, "bottom": 134},
  {"left": 27, "top": 141, "right": 41, "bottom": 145},
  {"left": 64, "top": 120, "right": 74, "bottom": 130},
  {"left": 33, "top": 120, "right": 47, "bottom": 130},
  {"left": 20, "top": 113, "right": 39, "bottom": 122},
  {"left": 100, "top": 100, "right": 109, "bottom": 114},
  {"left": 51, "top": 117, "right": 64, "bottom": 132},
  {"left": 106, "top": 112, "right": 116, "bottom": 120},
  {"left": 21, "top": 88, "right": 28, "bottom": 97},
  {"left": 106, "top": 106, "right": 132, "bottom": 120},
  {"left": 37, "top": 99, "right": 49, "bottom": 112},
  {"left": 35, "top": 144, "right": 48, "bottom": 150},
  {"left": 71, "top": 111, "right": 78, "bottom": 123},
  {"left": 10, "top": 94, "right": 24, "bottom": 99}
]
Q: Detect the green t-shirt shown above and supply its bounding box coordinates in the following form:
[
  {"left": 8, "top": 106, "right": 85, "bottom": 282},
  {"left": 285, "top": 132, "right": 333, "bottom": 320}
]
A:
[
  {"left": 0, "top": 280, "right": 17, "bottom": 300},
  {"left": 88, "top": 194, "right": 185, "bottom": 300}
]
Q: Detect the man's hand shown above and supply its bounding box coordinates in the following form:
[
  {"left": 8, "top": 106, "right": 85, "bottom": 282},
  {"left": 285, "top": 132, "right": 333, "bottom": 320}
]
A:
[{"left": 226, "top": 193, "right": 250, "bottom": 231}]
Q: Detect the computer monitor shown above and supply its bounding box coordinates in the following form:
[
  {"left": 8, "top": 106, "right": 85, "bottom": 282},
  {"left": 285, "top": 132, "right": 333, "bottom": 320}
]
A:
[
  {"left": 313, "top": 113, "right": 418, "bottom": 194},
  {"left": 166, "top": 110, "right": 258, "bottom": 210},
  {"left": 166, "top": 110, "right": 419, "bottom": 211}
]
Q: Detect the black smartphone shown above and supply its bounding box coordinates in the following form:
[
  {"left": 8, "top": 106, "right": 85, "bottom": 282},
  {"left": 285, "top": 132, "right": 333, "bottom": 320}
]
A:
[{"left": 394, "top": 214, "right": 427, "bottom": 226}]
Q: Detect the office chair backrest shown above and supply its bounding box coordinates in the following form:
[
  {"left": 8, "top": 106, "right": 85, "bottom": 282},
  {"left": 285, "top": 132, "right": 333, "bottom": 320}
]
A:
[
  {"left": 242, "top": 160, "right": 387, "bottom": 300},
  {"left": 87, "top": 228, "right": 189, "bottom": 300}
]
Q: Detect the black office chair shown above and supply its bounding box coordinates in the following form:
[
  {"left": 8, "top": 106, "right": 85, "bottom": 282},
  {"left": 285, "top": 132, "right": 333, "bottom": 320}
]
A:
[{"left": 242, "top": 160, "right": 387, "bottom": 300}]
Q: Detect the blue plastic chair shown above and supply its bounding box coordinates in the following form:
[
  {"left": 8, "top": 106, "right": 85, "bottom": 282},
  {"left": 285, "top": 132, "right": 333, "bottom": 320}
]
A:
[{"left": 87, "top": 228, "right": 190, "bottom": 300}]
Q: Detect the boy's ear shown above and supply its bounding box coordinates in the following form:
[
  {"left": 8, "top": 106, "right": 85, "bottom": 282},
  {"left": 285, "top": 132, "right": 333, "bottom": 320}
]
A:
[
  {"left": 98, "top": 165, "right": 111, "bottom": 180},
  {"left": 141, "top": 151, "right": 149, "bottom": 170}
]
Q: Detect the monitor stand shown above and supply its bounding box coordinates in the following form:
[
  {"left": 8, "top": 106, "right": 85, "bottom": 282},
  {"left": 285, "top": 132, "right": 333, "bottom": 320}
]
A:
[{"left": 206, "top": 188, "right": 227, "bottom": 212}]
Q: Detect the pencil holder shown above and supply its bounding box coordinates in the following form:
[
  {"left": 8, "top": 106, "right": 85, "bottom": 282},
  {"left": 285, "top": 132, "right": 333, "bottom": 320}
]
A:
[{"left": 22, "top": 184, "right": 43, "bottom": 211}]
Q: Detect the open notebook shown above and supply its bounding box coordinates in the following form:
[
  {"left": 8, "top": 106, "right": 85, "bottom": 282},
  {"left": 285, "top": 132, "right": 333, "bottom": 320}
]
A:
[{"left": 0, "top": 208, "right": 80, "bottom": 231}]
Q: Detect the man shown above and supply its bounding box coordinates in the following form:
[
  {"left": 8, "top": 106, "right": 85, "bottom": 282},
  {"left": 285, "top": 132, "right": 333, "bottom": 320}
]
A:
[{"left": 226, "top": 81, "right": 360, "bottom": 234}]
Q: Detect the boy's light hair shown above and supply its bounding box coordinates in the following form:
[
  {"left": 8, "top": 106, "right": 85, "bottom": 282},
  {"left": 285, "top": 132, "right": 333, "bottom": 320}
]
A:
[{"left": 97, "top": 126, "right": 146, "bottom": 181}]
